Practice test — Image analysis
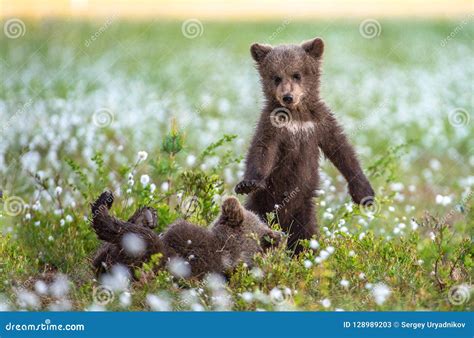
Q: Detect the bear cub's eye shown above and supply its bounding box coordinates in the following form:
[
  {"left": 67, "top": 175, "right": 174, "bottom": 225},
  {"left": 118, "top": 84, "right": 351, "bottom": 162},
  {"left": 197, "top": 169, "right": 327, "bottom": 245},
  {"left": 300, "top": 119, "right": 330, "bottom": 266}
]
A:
[
  {"left": 292, "top": 73, "right": 301, "bottom": 81},
  {"left": 273, "top": 76, "right": 282, "bottom": 85}
]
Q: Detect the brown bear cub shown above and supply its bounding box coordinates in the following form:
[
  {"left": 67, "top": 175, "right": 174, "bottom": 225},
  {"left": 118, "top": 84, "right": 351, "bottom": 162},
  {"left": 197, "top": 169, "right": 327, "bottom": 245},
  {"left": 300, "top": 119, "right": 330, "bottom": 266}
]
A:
[
  {"left": 235, "top": 37, "right": 374, "bottom": 252},
  {"left": 90, "top": 191, "right": 282, "bottom": 279}
]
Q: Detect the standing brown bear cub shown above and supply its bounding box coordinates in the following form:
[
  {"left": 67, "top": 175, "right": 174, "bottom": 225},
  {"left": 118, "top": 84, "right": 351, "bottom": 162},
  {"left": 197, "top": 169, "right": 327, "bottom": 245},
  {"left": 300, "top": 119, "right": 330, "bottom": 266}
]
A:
[{"left": 235, "top": 37, "right": 375, "bottom": 251}]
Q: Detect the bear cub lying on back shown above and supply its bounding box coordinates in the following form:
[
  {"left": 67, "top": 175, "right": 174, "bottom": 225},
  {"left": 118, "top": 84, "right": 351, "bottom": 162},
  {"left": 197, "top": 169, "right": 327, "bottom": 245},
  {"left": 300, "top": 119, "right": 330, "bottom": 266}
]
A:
[
  {"left": 236, "top": 37, "right": 374, "bottom": 252},
  {"left": 91, "top": 191, "right": 282, "bottom": 279}
]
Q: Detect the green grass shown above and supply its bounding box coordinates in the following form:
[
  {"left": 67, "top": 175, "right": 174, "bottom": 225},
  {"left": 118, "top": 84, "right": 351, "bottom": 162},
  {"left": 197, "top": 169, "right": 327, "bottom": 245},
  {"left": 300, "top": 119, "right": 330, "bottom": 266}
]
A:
[{"left": 0, "top": 18, "right": 472, "bottom": 311}]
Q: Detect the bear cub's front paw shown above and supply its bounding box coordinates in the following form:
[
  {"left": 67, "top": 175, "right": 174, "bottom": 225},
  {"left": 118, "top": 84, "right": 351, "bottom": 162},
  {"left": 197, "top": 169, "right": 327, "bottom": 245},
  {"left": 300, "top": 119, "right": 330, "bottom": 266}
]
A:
[
  {"left": 235, "top": 180, "right": 265, "bottom": 195},
  {"left": 349, "top": 181, "right": 375, "bottom": 206}
]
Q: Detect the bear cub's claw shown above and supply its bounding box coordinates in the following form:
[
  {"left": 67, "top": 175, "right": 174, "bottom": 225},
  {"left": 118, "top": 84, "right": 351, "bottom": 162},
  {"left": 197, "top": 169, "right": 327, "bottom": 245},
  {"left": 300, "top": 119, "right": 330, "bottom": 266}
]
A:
[{"left": 235, "top": 180, "right": 265, "bottom": 195}]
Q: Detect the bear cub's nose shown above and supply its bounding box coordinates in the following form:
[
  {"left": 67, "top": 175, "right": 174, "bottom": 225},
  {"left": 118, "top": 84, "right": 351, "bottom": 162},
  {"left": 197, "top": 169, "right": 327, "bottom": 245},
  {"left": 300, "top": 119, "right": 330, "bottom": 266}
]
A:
[{"left": 282, "top": 94, "right": 293, "bottom": 104}]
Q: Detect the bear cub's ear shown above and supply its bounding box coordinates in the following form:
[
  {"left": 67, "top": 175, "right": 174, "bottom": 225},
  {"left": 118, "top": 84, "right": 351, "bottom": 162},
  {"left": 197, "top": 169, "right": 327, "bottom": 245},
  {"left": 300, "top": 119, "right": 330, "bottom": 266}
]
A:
[
  {"left": 221, "top": 196, "right": 244, "bottom": 227},
  {"left": 250, "top": 43, "right": 272, "bottom": 63},
  {"left": 301, "top": 37, "right": 324, "bottom": 58}
]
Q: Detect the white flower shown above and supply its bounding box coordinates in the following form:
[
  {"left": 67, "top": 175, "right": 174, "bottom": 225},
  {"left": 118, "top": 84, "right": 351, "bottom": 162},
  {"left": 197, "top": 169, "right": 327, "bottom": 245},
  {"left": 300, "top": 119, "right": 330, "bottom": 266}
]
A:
[
  {"left": 241, "top": 292, "right": 254, "bottom": 302},
  {"left": 150, "top": 183, "right": 156, "bottom": 193},
  {"left": 138, "top": 151, "right": 148, "bottom": 161},
  {"left": 309, "top": 239, "right": 319, "bottom": 249},
  {"left": 161, "top": 182, "right": 169, "bottom": 192},
  {"left": 140, "top": 174, "right": 150, "bottom": 187},
  {"left": 48, "top": 235, "right": 54, "bottom": 241},
  {"left": 65, "top": 214, "right": 73, "bottom": 223},
  {"left": 326, "top": 246, "right": 335, "bottom": 254},
  {"left": 371, "top": 283, "right": 391, "bottom": 305},
  {"left": 340, "top": 279, "right": 350, "bottom": 288},
  {"left": 429, "top": 231, "right": 436, "bottom": 241},
  {"left": 146, "top": 294, "right": 170, "bottom": 311},
  {"left": 410, "top": 219, "right": 418, "bottom": 230},
  {"left": 319, "top": 250, "right": 330, "bottom": 260},
  {"left": 390, "top": 182, "right": 404, "bottom": 192},
  {"left": 122, "top": 233, "right": 146, "bottom": 256},
  {"left": 55, "top": 186, "right": 63, "bottom": 195},
  {"left": 186, "top": 155, "right": 196, "bottom": 166},
  {"left": 119, "top": 292, "right": 131, "bottom": 307},
  {"left": 60, "top": 219, "right": 65, "bottom": 227},
  {"left": 34, "top": 280, "right": 48, "bottom": 295},
  {"left": 303, "top": 260, "right": 313, "bottom": 268},
  {"left": 358, "top": 272, "right": 366, "bottom": 280},
  {"left": 321, "top": 298, "right": 331, "bottom": 308},
  {"left": 348, "top": 250, "right": 356, "bottom": 257}
]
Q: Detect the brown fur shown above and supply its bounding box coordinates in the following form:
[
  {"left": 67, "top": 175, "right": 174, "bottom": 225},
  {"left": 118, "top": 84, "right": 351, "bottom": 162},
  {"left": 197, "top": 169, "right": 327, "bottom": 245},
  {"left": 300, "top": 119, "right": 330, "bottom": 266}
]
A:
[
  {"left": 90, "top": 192, "right": 282, "bottom": 279},
  {"left": 235, "top": 37, "right": 374, "bottom": 252}
]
